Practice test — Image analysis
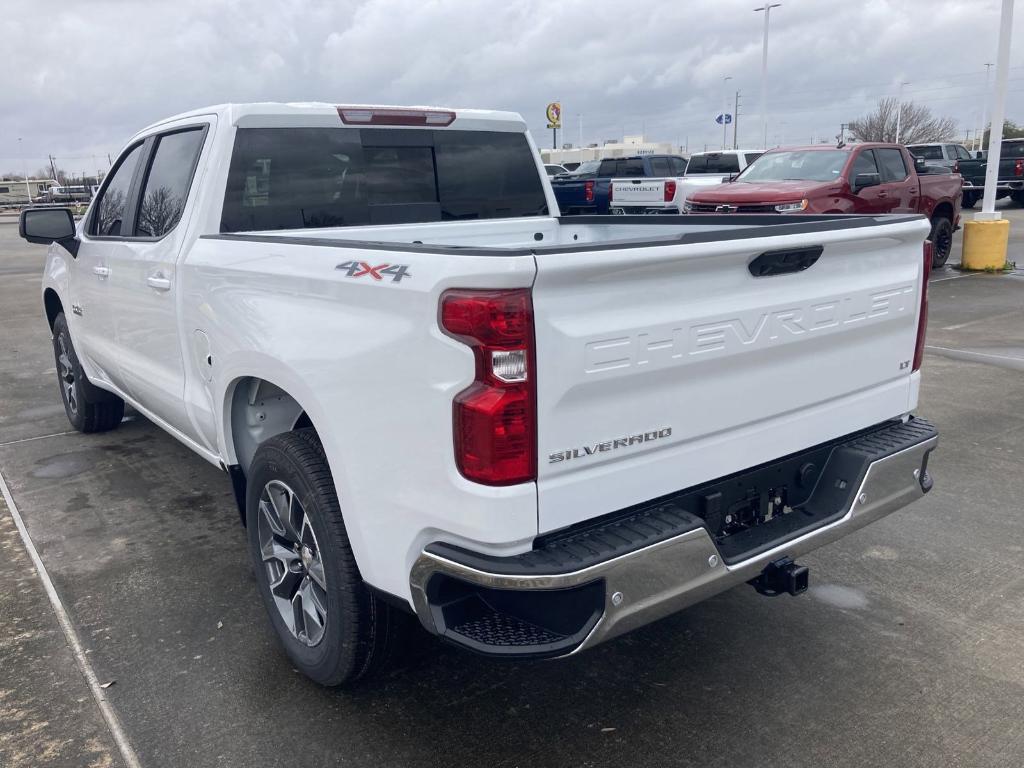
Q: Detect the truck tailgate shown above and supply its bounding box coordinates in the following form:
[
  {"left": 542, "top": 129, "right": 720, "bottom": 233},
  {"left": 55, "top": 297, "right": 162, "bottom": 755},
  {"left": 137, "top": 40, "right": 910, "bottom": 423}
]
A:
[
  {"left": 531, "top": 217, "right": 930, "bottom": 533},
  {"left": 613, "top": 179, "right": 666, "bottom": 204}
]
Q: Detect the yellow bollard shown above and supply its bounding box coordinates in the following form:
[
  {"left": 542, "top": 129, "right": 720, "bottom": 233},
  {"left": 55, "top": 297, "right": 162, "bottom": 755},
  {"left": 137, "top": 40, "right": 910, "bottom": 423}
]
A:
[{"left": 961, "top": 218, "right": 1010, "bottom": 270}]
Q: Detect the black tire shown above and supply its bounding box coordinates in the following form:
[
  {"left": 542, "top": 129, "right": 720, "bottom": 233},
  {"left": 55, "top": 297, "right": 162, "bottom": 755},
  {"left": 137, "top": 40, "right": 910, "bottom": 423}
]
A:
[
  {"left": 1011, "top": 191, "right": 1024, "bottom": 206},
  {"left": 961, "top": 192, "right": 977, "bottom": 209},
  {"left": 929, "top": 216, "right": 954, "bottom": 269},
  {"left": 51, "top": 313, "right": 125, "bottom": 433},
  {"left": 246, "top": 429, "right": 407, "bottom": 686}
]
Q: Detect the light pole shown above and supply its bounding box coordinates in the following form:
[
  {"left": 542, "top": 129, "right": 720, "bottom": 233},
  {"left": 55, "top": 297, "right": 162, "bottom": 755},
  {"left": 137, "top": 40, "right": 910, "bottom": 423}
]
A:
[
  {"left": 17, "top": 138, "right": 31, "bottom": 206},
  {"left": 721, "top": 75, "right": 733, "bottom": 150},
  {"left": 979, "top": 0, "right": 1014, "bottom": 219},
  {"left": 978, "top": 62, "right": 994, "bottom": 151},
  {"left": 755, "top": 3, "right": 780, "bottom": 149},
  {"left": 894, "top": 81, "right": 910, "bottom": 143}
]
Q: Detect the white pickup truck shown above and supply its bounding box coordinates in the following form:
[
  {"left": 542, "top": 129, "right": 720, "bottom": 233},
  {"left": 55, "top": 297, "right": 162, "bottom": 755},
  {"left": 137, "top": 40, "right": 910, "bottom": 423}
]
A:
[
  {"left": 611, "top": 149, "right": 764, "bottom": 214},
  {"left": 21, "top": 103, "right": 938, "bottom": 686}
]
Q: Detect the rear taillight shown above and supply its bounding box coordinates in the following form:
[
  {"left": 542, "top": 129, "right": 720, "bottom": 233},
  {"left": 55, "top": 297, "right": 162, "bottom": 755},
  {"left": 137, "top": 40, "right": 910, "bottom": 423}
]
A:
[
  {"left": 913, "top": 241, "right": 932, "bottom": 372},
  {"left": 1016, "top": 159, "right": 1024, "bottom": 177},
  {"left": 664, "top": 180, "right": 677, "bottom": 202},
  {"left": 440, "top": 289, "right": 536, "bottom": 485},
  {"left": 585, "top": 180, "right": 595, "bottom": 203}
]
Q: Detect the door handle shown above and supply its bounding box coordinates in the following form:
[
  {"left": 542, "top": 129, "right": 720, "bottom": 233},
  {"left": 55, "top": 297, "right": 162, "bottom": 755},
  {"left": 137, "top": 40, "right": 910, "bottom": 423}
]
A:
[
  {"left": 92, "top": 265, "right": 110, "bottom": 278},
  {"left": 146, "top": 275, "right": 172, "bottom": 291}
]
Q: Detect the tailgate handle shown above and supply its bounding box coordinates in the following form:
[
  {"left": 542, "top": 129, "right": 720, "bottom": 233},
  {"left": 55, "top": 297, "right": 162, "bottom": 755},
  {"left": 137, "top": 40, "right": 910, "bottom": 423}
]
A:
[{"left": 748, "top": 246, "right": 823, "bottom": 277}]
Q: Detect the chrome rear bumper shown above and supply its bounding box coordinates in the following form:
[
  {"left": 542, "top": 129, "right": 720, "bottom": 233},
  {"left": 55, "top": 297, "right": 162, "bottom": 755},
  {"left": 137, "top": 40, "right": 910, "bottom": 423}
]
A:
[{"left": 410, "top": 422, "right": 937, "bottom": 657}]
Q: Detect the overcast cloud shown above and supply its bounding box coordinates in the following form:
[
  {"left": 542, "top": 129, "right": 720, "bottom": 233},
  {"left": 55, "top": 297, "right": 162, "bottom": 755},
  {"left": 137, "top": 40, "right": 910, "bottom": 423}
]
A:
[{"left": 1, "top": 0, "right": 1020, "bottom": 175}]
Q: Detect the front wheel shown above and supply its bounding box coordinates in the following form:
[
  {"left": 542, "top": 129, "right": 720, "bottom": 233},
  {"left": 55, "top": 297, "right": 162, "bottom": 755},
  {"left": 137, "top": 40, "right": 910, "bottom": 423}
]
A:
[
  {"left": 246, "top": 429, "right": 408, "bottom": 686},
  {"left": 51, "top": 313, "right": 124, "bottom": 433},
  {"left": 929, "top": 216, "right": 953, "bottom": 268}
]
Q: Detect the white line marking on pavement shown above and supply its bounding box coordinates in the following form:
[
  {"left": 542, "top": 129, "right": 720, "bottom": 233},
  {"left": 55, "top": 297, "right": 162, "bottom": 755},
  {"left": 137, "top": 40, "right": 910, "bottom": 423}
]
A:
[
  {"left": 925, "top": 345, "right": 1024, "bottom": 363},
  {"left": 0, "top": 430, "right": 77, "bottom": 448},
  {"left": 930, "top": 272, "right": 980, "bottom": 283},
  {"left": 0, "top": 468, "right": 143, "bottom": 768}
]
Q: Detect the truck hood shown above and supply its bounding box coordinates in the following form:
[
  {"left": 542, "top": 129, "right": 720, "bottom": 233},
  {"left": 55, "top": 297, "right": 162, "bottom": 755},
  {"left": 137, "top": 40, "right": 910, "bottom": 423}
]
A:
[{"left": 691, "top": 180, "right": 838, "bottom": 203}]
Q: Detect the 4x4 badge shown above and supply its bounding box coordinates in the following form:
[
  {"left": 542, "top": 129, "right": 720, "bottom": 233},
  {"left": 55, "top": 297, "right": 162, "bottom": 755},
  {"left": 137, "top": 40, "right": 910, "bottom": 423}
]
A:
[{"left": 335, "top": 261, "right": 411, "bottom": 283}]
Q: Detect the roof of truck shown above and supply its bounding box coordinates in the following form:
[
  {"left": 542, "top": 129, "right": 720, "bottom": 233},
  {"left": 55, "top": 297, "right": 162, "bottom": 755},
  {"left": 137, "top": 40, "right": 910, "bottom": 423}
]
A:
[{"left": 131, "top": 102, "right": 527, "bottom": 140}]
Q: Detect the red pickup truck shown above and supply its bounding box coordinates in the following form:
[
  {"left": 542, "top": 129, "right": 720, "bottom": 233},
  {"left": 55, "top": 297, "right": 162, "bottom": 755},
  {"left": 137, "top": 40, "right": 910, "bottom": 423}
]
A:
[{"left": 685, "top": 143, "right": 963, "bottom": 267}]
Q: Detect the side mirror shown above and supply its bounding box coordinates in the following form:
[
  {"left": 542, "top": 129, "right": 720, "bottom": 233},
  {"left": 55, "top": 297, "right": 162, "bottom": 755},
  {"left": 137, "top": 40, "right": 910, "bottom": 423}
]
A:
[
  {"left": 852, "top": 172, "right": 881, "bottom": 192},
  {"left": 19, "top": 207, "right": 78, "bottom": 256}
]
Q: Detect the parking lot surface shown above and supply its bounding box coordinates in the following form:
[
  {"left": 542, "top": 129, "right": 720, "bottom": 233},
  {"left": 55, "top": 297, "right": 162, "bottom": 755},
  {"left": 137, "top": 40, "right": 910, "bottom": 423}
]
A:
[{"left": 1, "top": 210, "right": 1023, "bottom": 768}]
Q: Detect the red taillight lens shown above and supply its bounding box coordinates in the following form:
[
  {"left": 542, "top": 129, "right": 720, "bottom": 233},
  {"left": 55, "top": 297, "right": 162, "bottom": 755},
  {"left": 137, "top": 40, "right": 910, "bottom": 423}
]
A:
[
  {"left": 664, "top": 180, "right": 677, "bottom": 202},
  {"left": 913, "top": 241, "right": 932, "bottom": 372},
  {"left": 1016, "top": 159, "right": 1024, "bottom": 177},
  {"left": 441, "top": 289, "right": 536, "bottom": 485},
  {"left": 584, "top": 180, "right": 595, "bottom": 203}
]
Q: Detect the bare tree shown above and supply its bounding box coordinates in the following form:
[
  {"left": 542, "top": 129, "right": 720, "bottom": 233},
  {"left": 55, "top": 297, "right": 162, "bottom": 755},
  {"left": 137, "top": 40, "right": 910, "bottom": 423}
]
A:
[{"left": 848, "top": 98, "right": 957, "bottom": 144}]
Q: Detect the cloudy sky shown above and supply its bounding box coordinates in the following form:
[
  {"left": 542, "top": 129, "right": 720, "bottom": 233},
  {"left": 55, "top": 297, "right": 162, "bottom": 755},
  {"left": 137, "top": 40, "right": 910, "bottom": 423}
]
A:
[{"left": 1, "top": 0, "right": 1021, "bottom": 176}]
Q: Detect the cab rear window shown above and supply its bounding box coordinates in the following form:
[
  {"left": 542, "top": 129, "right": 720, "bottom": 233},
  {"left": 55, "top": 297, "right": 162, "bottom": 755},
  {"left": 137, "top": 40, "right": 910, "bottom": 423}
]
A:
[
  {"left": 220, "top": 127, "right": 548, "bottom": 232},
  {"left": 686, "top": 154, "right": 740, "bottom": 174}
]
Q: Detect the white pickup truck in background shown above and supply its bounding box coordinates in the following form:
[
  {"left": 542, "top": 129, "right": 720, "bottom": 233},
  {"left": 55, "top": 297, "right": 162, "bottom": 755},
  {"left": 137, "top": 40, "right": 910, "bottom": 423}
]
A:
[
  {"left": 21, "top": 103, "right": 937, "bottom": 687},
  {"left": 611, "top": 148, "right": 764, "bottom": 214}
]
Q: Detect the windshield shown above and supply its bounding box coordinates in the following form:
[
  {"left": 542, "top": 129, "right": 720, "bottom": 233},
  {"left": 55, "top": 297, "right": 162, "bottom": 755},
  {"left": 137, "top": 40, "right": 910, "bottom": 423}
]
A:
[
  {"left": 738, "top": 150, "right": 850, "bottom": 182},
  {"left": 569, "top": 160, "right": 600, "bottom": 175}
]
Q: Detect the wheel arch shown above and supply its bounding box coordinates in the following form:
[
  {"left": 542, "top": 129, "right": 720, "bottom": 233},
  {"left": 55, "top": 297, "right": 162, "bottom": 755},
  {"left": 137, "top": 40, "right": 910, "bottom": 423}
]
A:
[
  {"left": 43, "top": 288, "right": 63, "bottom": 331},
  {"left": 931, "top": 201, "right": 954, "bottom": 223},
  {"left": 223, "top": 374, "right": 324, "bottom": 524}
]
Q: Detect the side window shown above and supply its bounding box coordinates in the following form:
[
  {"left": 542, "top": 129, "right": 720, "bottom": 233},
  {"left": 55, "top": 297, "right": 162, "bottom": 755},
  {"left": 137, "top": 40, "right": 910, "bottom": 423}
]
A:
[
  {"left": 670, "top": 157, "right": 687, "bottom": 175},
  {"left": 850, "top": 150, "right": 879, "bottom": 178},
  {"left": 744, "top": 152, "right": 763, "bottom": 166},
  {"left": 135, "top": 128, "right": 206, "bottom": 238},
  {"left": 876, "top": 148, "right": 908, "bottom": 182},
  {"left": 90, "top": 143, "right": 143, "bottom": 236},
  {"left": 598, "top": 160, "right": 617, "bottom": 176},
  {"left": 955, "top": 145, "right": 972, "bottom": 161}
]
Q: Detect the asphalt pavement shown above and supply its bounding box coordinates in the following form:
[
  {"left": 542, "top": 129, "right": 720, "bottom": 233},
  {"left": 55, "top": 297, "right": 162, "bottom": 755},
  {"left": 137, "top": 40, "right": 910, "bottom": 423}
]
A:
[{"left": 1, "top": 208, "right": 1022, "bottom": 768}]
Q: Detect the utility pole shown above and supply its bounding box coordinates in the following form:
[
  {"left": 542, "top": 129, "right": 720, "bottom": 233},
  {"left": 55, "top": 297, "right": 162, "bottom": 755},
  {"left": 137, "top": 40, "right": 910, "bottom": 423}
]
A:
[
  {"left": 755, "top": 4, "right": 781, "bottom": 149},
  {"left": 48, "top": 154, "right": 58, "bottom": 182},
  {"left": 721, "top": 75, "right": 733, "bottom": 150},
  {"left": 733, "top": 90, "right": 741, "bottom": 149},
  {"left": 895, "top": 81, "right": 909, "bottom": 143},
  {"left": 839, "top": 123, "right": 850, "bottom": 145},
  {"left": 18, "top": 138, "right": 31, "bottom": 206},
  {"left": 979, "top": 62, "right": 994, "bottom": 150}
]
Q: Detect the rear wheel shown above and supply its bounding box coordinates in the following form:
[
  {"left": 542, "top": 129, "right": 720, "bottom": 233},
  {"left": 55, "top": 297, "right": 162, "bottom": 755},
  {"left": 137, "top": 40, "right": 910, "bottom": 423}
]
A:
[
  {"left": 51, "top": 313, "right": 124, "bottom": 433},
  {"left": 1011, "top": 191, "right": 1024, "bottom": 206},
  {"left": 929, "top": 216, "right": 953, "bottom": 269},
  {"left": 961, "top": 192, "right": 977, "bottom": 209},
  {"left": 246, "top": 429, "right": 409, "bottom": 686}
]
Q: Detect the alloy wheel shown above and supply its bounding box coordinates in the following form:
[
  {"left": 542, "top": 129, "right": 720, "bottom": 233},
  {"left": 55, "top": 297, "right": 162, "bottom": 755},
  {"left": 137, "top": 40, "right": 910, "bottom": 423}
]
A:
[
  {"left": 257, "top": 480, "right": 328, "bottom": 646},
  {"left": 57, "top": 334, "right": 79, "bottom": 415}
]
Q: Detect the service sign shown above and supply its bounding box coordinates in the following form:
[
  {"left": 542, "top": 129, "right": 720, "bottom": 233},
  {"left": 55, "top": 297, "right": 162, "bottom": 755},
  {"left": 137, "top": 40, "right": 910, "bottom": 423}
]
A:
[{"left": 546, "top": 102, "right": 561, "bottom": 129}]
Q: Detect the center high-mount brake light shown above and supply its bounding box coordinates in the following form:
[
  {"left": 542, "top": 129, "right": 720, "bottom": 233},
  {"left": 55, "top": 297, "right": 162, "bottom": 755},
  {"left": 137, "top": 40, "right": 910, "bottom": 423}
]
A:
[
  {"left": 336, "top": 107, "right": 456, "bottom": 127},
  {"left": 440, "top": 289, "right": 536, "bottom": 486},
  {"left": 913, "top": 240, "right": 933, "bottom": 372},
  {"left": 664, "top": 180, "right": 677, "bottom": 202}
]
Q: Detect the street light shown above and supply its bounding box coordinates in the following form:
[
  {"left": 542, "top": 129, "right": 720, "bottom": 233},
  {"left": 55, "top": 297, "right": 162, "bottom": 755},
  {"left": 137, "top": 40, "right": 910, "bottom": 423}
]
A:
[
  {"left": 894, "top": 81, "right": 910, "bottom": 143},
  {"left": 754, "top": 3, "right": 781, "bottom": 150},
  {"left": 722, "top": 75, "right": 733, "bottom": 150}
]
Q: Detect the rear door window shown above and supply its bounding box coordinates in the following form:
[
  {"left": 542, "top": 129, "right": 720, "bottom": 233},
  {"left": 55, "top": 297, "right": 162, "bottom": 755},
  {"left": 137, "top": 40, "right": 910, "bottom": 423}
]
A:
[
  {"left": 135, "top": 128, "right": 206, "bottom": 238},
  {"left": 670, "top": 157, "right": 687, "bottom": 175},
  {"left": 221, "top": 128, "right": 548, "bottom": 232},
  {"left": 909, "top": 145, "right": 943, "bottom": 160},
  {"left": 876, "top": 148, "right": 908, "bottom": 181}
]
